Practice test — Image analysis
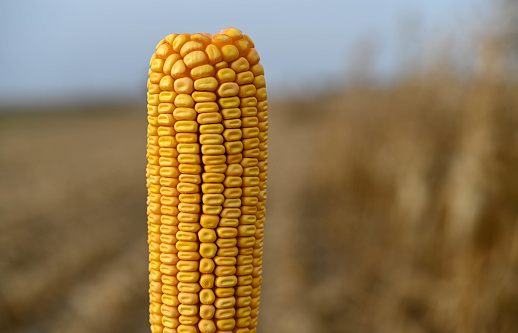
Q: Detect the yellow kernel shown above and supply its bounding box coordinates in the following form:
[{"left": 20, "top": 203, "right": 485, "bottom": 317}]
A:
[
  {"left": 148, "top": 94, "right": 159, "bottom": 106},
  {"left": 176, "top": 133, "right": 198, "bottom": 143},
  {"left": 203, "top": 155, "right": 226, "bottom": 165},
  {"left": 178, "top": 304, "right": 198, "bottom": 316},
  {"left": 172, "top": 33, "right": 190, "bottom": 52},
  {"left": 177, "top": 181, "right": 199, "bottom": 193},
  {"left": 160, "top": 263, "right": 179, "bottom": 275},
  {"left": 211, "top": 33, "right": 233, "bottom": 47},
  {"left": 221, "top": 108, "right": 241, "bottom": 119},
  {"left": 253, "top": 75, "right": 265, "bottom": 88},
  {"left": 202, "top": 172, "right": 225, "bottom": 183},
  {"left": 194, "top": 77, "right": 218, "bottom": 91},
  {"left": 234, "top": 39, "right": 250, "bottom": 56},
  {"left": 223, "top": 176, "right": 242, "bottom": 187},
  {"left": 199, "top": 134, "right": 223, "bottom": 145},
  {"left": 201, "top": 145, "right": 225, "bottom": 155},
  {"left": 184, "top": 50, "right": 208, "bottom": 68},
  {"left": 199, "top": 228, "right": 217, "bottom": 243},
  {"left": 162, "top": 295, "right": 180, "bottom": 309},
  {"left": 176, "top": 241, "right": 199, "bottom": 252},
  {"left": 195, "top": 101, "right": 219, "bottom": 113},
  {"left": 159, "top": 157, "right": 179, "bottom": 167},
  {"left": 179, "top": 164, "right": 202, "bottom": 174},
  {"left": 179, "top": 202, "right": 201, "bottom": 213},
  {"left": 180, "top": 41, "right": 204, "bottom": 57},
  {"left": 202, "top": 194, "right": 224, "bottom": 206},
  {"left": 214, "top": 256, "right": 237, "bottom": 266},
  {"left": 157, "top": 126, "right": 175, "bottom": 136},
  {"left": 223, "top": 129, "right": 242, "bottom": 141},
  {"left": 200, "top": 305, "right": 216, "bottom": 320},
  {"left": 246, "top": 48, "right": 261, "bottom": 65},
  {"left": 235, "top": 71, "right": 254, "bottom": 85},
  {"left": 200, "top": 258, "right": 215, "bottom": 274},
  {"left": 173, "top": 108, "right": 197, "bottom": 121},
  {"left": 165, "top": 34, "right": 178, "bottom": 45},
  {"left": 219, "top": 97, "right": 240, "bottom": 108},
  {"left": 216, "top": 68, "right": 237, "bottom": 83},
  {"left": 174, "top": 120, "right": 198, "bottom": 132},
  {"left": 159, "top": 75, "right": 174, "bottom": 90},
  {"left": 250, "top": 63, "right": 264, "bottom": 76},
  {"left": 226, "top": 164, "right": 243, "bottom": 176},
  {"left": 157, "top": 114, "right": 174, "bottom": 126},
  {"left": 215, "top": 276, "right": 237, "bottom": 288},
  {"left": 257, "top": 101, "right": 268, "bottom": 112},
  {"left": 198, "top": 318, "right": 216, "bottom": 332},
  {"left": 159, "top": 91, "right": 177, "bottom": 102},
  {"left": 225, "top": 141, "right": 244, "bottom": 155},
  {"left": 150, "top": 72, "right": 164, "bottom": 84},
  {"left": 176, "top": 260, "right": 199, "bottom": 272},
  {"left": 215, "top": 266, "right": 237, "bottom": 277},
  {"left": 241, "top": 106, "right": 258, "bottom": 117},
  {"left": 156, "top": 43, "right": 173, "bottom": 59},
  {"left": 191, "top": 33, "right": 211, "bottom": 45},
  {"left": 178, "top": 154, "right": 200, "bottom": 164},
  {"left": 202, "top": 183, "right": 224, "bottom": 194},
  {"left": 171, "top": 60, "right": 189, "bottom": 78},
  {"left": 200, "top": 124, "right": 224, "bottom": 134},
  {"left": 221, "top": 44, "right": 239, "bottom": 62},
  {"left": 214, "top": 296, "right": 236, "bottom": 310},
  {"left": 240, "top": 97, "right": 257, "bottom": 108},
  {"left": 148, "top": 84, "right": 160, "bottom": 94},
  {"left": 215, "top": 307, "right": 235, "bottom": 319},
  {"left": 230, "top": 57, "right": 250, "bottom": 73},
  {"left": 178, "top": 292, "right": 199, "bottom": 305},
  {"left": 217, "top": 82, "right": 239, "bottom": 97},
  {"left": 200, "top": 243, "right": 218, "bottom": 258},
  {"left": 204, "top": 164, "right": 227, "bottom": 173},
  {"left": 205, "top": 44, "right": 223, "bottom": 64},
  {"left": 223, "top": 188, "right": 242, "bottom": 198},
  {"left": 197, "top": 112, "right": 222, "bottom": 125},
  {"left": 174, "top": 94, "right": 194, "bottom": 107},
  {"left": 256, "top": 87, "right": 267, "bottom": 101},
  {"left": 200, "top": 215, "right": 219, "bottom": 228},
  {"left": 239, "top": 84, "right": 257, "bottom": 98},
  {"left": 221, "top": 27, "right": 243, "bottom": 40},
  {"left": 163, "top": 53, "right": 182, "bottom": 75},
  {"left": 243, "top": 138, "right": 260, "bottom": 149},
  {"left": 191, "top": 64, "right": 215, "bottom": 80},
  {"left": 200, "top": 274, "right": 216, "bottom": 289},
  {"left": 192, "top": 91, "right": 217, "bottom": 102},
  {"left": 160, "top": 167, "right": 180, "bottom": 178},
  {"left": 174, "top": 77, "right": 194, "bottom": 94},
  {"left": 258, "top": 121, "right": 269, "bottom": 131},
  {"left": 151, "top": 58, "right": 165, "bottom": 72},
  {"left": 158, "top": 103, "right": 175, "bottom": 114},
  {"left": 241, "top": 116, "right": 258, "bottom": 127}
]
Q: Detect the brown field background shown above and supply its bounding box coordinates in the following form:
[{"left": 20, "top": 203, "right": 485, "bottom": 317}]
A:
[{"left": 3, "top": 6, "right": 518, "bottom": 333}]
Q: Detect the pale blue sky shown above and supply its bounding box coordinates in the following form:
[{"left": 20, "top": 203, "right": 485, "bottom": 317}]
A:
[{"left": 0, "top": 0, "right": 485, "bottom": 107}]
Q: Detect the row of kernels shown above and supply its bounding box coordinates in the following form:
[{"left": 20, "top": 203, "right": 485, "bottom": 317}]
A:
[
  {"left": 249, "top": 81, "right": 268, "bottom": 330},
  {"left": 171, "top": 61, "right": 201, "bottom": 333}
]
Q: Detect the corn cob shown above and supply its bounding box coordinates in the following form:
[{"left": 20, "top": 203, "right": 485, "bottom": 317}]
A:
[{"left": 147, "top": 28, "right": 268, "bottom": 333}]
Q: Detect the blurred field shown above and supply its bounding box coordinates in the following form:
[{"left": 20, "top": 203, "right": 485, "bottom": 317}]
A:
[{"left": 2, "top": 61, "right": 518, "bottom": 333}]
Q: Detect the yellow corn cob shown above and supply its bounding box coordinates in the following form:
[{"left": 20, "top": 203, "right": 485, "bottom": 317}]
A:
[{"left": 147, "top": 28, "right": 268, "bottom": 333}]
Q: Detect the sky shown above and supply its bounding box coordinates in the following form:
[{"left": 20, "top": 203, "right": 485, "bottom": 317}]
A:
[{"left": 0, "top": 0, "right": 485, "bottom": 108}]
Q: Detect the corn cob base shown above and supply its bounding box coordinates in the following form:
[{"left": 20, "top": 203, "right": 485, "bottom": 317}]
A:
[{"left": 146, "top": 28, "right": 268, "bottom": 333}]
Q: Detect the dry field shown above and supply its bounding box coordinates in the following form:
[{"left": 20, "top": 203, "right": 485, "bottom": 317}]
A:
[{"left": 2, "top": 68, "right": 518, "bottom": 332}]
